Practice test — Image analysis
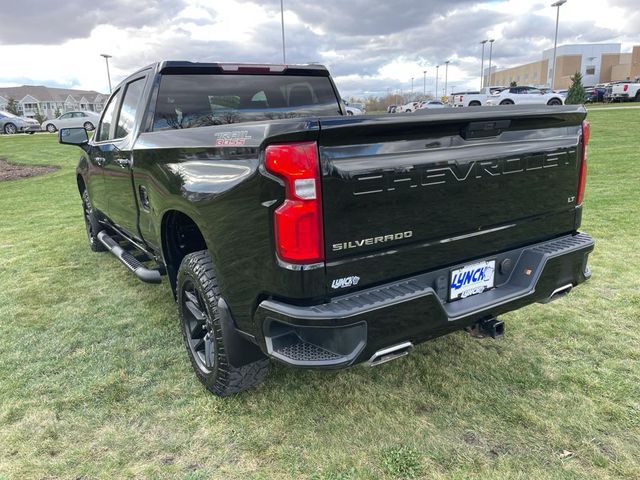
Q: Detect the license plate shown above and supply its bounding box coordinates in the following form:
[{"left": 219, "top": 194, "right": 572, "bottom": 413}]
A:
[{"left": 449, "top": 260, "right": 495, "bottom": 301}]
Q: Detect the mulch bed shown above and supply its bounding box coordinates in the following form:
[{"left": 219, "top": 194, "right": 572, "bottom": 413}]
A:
[{"left": 0, "top": 158, "right": 58, "bottom": 181}]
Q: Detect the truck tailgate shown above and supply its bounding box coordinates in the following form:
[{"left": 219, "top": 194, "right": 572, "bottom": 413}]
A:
[{"left": 318, "top": 106, "right": 587, "bottom": 292}]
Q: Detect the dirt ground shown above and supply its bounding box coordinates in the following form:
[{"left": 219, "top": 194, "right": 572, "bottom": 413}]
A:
[{"left": 0, "top": 158, "right": 57, "bottom": 181}]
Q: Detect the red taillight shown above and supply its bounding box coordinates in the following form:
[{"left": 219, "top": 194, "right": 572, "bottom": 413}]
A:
[
  {"left": 577, "top": 121, "right": 590, "bottom": 205},
  {"left": 265, "top": 142, "right": 324, "bottom": 264},
  {"left": 623, "top": 84, "right": 629, "bottom": 92}
]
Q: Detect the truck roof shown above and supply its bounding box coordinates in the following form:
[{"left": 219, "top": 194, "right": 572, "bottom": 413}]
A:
[{"left": 156, "top": 61, "right": 330, "bottom": 76}]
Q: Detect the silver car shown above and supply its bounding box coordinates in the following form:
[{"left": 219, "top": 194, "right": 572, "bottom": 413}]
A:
[
  {"left": 0, "top": 110, "right": 41, "bottom": 134},
  {"left": 42, "top": 111, "right": 100, "bottom": 133}
]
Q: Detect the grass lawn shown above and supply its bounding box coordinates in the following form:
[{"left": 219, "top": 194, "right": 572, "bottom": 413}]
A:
[{"left": 1, "top": 110, "right": 639, "bottom": 479}]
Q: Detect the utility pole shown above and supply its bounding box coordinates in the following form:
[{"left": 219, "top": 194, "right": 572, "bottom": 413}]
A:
[
  {"left": 435, "top": 65, "right": 439, "bottom": 99},
  {"left": 280, "top": 0, "right": 286, "bottom": 64},
  {"left": 100, "top": 54, "right": 112, "bottom": 93},
  {"left": 480, "top": 39, "right": 488, "bottom": 89},
  {"left": 411, "top": 77, "right": 414, "bottom": 94},
  {"left": 487, "top": 39, "right": 495, "bottom": 87},
  {"left": 423, "top": 70, "right": 427, "bottom": 95},
  {"left": 551, "top": 0, "right": 567, "bottom": 89},
  {"left": 444, "top": 61, "right": 450, "bottom": 97}
]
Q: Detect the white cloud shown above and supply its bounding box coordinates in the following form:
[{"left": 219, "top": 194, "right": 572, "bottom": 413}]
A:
[{"left": 0, "top": 0, "right": 638, "bottom": 97}]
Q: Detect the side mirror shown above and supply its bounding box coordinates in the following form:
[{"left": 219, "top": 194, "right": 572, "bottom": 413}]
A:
[{"left": 59, "top": 127, "right": 89, "bottom": 147}]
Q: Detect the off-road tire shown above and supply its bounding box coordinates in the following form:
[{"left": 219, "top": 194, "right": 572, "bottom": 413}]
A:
[
  {"left": 635, "top": 91, "right": 640, "bottom": 102},
  {"left": 81, "top": 190, "right": 106, "bottom": 252},
  {"left": 177, "top": 250, "right": 269, "bottom": 396}
]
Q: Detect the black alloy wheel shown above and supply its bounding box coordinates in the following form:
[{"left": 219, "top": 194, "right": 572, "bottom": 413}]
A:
[{"left": 180, "top": 279, "right": 216, "bottom": 374}]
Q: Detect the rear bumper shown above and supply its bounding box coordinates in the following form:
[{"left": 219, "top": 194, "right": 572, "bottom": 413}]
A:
[
  {"left": 610, "top": 93, "right": 629, "bottom": 99},
  {"left": 255, "top": 233, "right": 594, "bottom": 368}
]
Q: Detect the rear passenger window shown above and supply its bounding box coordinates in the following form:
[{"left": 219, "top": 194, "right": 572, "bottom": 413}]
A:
[
  {"left": 153, "top": 74, "right": 341, "bottom": 131},
  {"left": 115, "top": 77, "right": 146, "bottom": 139},
  {"left": 96, "top": 89, "right": 121, "bottom": 142}
]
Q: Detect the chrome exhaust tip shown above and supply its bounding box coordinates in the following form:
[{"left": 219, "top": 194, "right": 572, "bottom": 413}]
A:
[
  {"left": 540, "top": 283, "right": 573, "bottom": 304},
  {"left": 367, "top": 341, "right": 413, "bottom": 367}
]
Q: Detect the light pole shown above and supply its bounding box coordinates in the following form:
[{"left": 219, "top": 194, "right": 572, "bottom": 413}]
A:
[
  {"left": 411, "top": 77, "right": 414, "bottom": 93},
  {"left": 444, "top": 61, "right": 450, "bottom": 97},
  {"left": 435, "top": 65, "right": 439, "bottom": 99},
  {"left": 551, "top": 0, "right": 567, "bottom": 89},
  {"left": 480, "top": 39, "right": 488, "bottom": 89},
  {"left": 100, "top": 54, "right": 112, "bottom": 93},
  {"left": 423, "top": 70, "right": 427, "bottom": 95},
  {"left": 487, "top": 39, "right": 495, "bottom": 87},
  {"left": 280, "top": 0, "right": 287, "bottom": 63}
]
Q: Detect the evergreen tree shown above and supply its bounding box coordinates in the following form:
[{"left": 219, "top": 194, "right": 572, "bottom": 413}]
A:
[
  {"left": 33, "top": 111, "right": 48, "bottom": 124},
  {"left": 510, "top": 81, "right": 517, "bottom": 87},
  {"left": 565, "top": 71, "right": 587, "bottom": 104},
  {"left": 5, "top": 97, "right": 19, "bottom": 115}
]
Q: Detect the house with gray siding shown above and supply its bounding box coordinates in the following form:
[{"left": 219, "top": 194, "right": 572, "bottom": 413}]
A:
[{"left": 0, "top": 85, "right": 107, "bottom": 119}]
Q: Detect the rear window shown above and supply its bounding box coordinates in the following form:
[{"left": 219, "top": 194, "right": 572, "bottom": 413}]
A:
[{"left": 153, "top": 74, "right": 341, "bottom": 130}]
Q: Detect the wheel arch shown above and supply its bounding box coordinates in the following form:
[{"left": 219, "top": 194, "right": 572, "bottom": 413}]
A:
[{"left": 161, "top": 209, "right": 209, "bottom": 296}]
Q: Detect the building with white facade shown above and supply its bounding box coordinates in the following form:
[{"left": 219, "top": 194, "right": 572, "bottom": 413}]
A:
[
  {"left": 487, "top": 43, "right": 640, "bottom": 89},
  {"left": 0, "top": 85, "right": 107, "bottom": 119},
  {"left": 541, "top": 43, "right": 621, "bottom": 88}
]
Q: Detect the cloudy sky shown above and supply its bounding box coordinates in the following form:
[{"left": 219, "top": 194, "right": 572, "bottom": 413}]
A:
[{"left": 0, "top": 0, "right": 638, "bottom": 98}]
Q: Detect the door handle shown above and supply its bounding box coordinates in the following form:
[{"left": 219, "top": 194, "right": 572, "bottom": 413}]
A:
[
  {"left": 114, "top": 157, "right": 131, "bottom": 169},
  {"left": 95, "top": 156, "right": 106, "bottom": 166}
]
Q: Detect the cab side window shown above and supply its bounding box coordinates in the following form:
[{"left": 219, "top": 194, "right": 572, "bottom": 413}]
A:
[
  {"left": 96, "top": 89, "right": 121, "bottom": 142},
  {"left": 114, "top": 78, "right": 146, "bottom": 139}
]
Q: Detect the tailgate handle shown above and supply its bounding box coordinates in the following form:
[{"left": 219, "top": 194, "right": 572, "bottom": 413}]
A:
[{"left": 462, "top": 120, "right": 511, "bottom": 139}]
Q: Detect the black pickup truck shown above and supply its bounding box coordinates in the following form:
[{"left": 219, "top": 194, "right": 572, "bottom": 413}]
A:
[{"left": 59, "top": 61, "right": 594, "bottom": 396}]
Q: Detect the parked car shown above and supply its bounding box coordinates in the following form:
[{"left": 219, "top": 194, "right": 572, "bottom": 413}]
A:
[
  {"left": 342, "top": 100, "right": 363, "bottom": 116},
  {"left": 42, "top": 111, "right": 101, "bottom": 133},
  {"left": 401, "top": 101, "right": 419, "bottom": 112},
  {"left": 610, "top": 81, "right": 640, "bottom": 102},
  {"left": 584, "top": 86, "right": 606, "bottom": 103},
  {"left": 417, "top": 101, "right": 446, "bottom": 109},
  {"left": 451, "top": 86, "right": 507, "bottom": 107},
  {"left": 386, "top": 105, "right": 398, "bottom": 113},
  {"left": 0, "top": 110, "right": 41, "bottom": 134},
  {"left": 58, "top": 60, "right": 594, "bottom": 396},
  {"left": 485, "top": 86, "right": 564, "bottom": 106},
  {"left": 350, "top": 102, "right": 366, "bottom": 114}
]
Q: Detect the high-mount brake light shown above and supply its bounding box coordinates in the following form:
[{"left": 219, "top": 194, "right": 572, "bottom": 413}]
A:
[
  {"left": 220, "top": 64, "right": 286, "bottom": 74},
  {"left": 577, "top": 120, "right": 590, "bottom": 205},
  {"left": 265, "top": 142, "right": 324, "bottom": 264}
]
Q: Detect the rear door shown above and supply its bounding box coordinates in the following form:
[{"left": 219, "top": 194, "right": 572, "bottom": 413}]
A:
[{"left": 318, "top": 108, "right": 586, "bottom": 292}]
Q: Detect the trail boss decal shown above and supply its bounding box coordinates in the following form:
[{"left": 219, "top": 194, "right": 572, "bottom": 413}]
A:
[
  {"left": 332, "top": 231, "right": 413, "bottom": 252},
  {"left": 215, "top": 130, "right": 252, "bottom": 146}
]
